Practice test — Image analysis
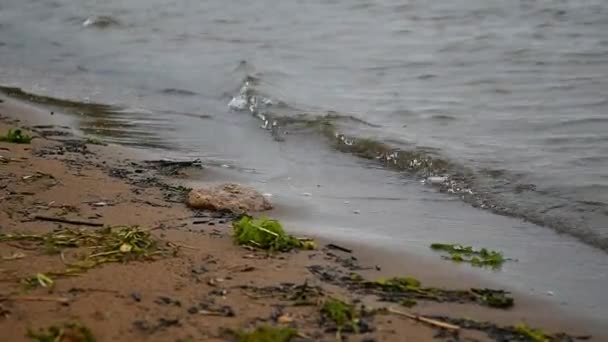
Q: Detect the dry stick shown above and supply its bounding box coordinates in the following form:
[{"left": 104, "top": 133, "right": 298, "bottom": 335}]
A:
[
  {"left": 326, "top": 243, "right": 352, "bottom": 253},
  {"left": 387, "top": 307, "right": 460, "bottom": 331},
  {"left": 255, "top": 226, "right": 279, "bottom": 237},
  {"left": 0, "top": 295, "right": 70, "bottom": 304},
  {"left": 167, "top": 241, "right": 199, "bottom": 250},
  {"left": 34, "top": 215, "right": 104, "bottom": 227}
]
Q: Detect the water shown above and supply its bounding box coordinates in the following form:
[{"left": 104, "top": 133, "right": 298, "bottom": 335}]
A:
[{"left": 1, "top": 0, "right": 608, "bottom": 328}]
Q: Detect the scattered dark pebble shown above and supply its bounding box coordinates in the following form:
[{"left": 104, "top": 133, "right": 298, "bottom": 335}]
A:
[{"left": 131, "top": 292, "right": 142, "bottom": 302}]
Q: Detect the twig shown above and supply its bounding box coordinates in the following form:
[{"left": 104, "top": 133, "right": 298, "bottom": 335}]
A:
[
  {"left": 387, "top": 307, "right": 460, "bottom": 331},
  {"left": 326, "top": 243, "right": 352, "bottom": 253},
  {"left": 34, "top": 215, "right": 104, "bottom": 227},
  {"left": 0, "top": 295, "right": 70, "bottom": 304},
  {"left": 254, "top": 225, "right": 279, "bottom": 237},
  {"left": 167, "top": 241, "right": 199, "bottom": 250}
]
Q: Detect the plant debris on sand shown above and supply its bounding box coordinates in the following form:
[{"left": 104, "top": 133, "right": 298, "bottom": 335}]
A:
[
  {"left": 308, "top": 267, "right": 514, "bottom": 309},
  {"left": 231, "top": 325, "right": 298, "bottom": 342},
  {"left": 0, "top": 226, "right": 174, "bottom": 286},
  {"left": 27, "top": 322, "right": 95, "bottom": 342},
  {"left": 0, "top": 128, "right": 33, "bottom": 144},
  {"left": 320, "top": 298, "right": 359, "bottom": 335},
  {"left": 430, "top": 243, "right": 508, "bottom": 268},
  {"left": 362, "top": 276, "right": 514, "bottom": 309},
  {"left": 233, "top": 216, "right": 315, "bottom": 252},
  {"left": 427, "top": 317, "right": 585, "bottom": 342}
]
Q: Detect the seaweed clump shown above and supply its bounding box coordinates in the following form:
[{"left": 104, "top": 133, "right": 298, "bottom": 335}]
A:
[
  {"left": 514, "top": 324, "right": 550, "bottom": 342},
  {"left": 430, "top": 243, "right": 507, "bottom": 268},
  {"left": 233, "top": 325, "right": 297, "bottom": 342},
  {"left": 320, "top": 298, "right": 360, "bottom": 337},
  {"left": 0, "top": 128, "right": 32, "bottom": 144},
  {"left": 233, "top": 216, "right": 315, "bottom": 252},
  {"left": 358, "top": 275, "right": 513, "bottom": 309},
  {"left": 27, "top": 322, "right": 95, "bottom": 342}
]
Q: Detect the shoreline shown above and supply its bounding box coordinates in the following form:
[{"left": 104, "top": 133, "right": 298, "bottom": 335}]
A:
[{"left": 0, "top": 96, "right": 605, "bottom": 341}]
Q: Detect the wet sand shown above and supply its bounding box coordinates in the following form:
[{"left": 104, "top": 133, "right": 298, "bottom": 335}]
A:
[{"left": 0, "top": 96, "right": 604, "bottom": 341}]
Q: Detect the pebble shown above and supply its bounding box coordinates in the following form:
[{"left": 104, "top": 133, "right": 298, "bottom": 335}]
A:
[
  {"left": 353, "top": 210, "right": 361, "bottom": 214},
  {"left": 546, "top": 291, "right": 555, "bottom": 296},
  {"left": 130, "top": 292, "right": 142, "bottom": 302}
]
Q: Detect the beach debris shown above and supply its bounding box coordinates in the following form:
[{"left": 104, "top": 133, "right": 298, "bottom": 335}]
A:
[
  {"left": 240, "top": 281, "right": 323, "bottom": 305},
  {"left": 133, "top": 318, "right": 181, "bottom": 334},
  {"left": 0, "top": 295, "right": 70, "bottom": 304},
  {"left": 320, "top": 298, "right": 358, "bottom": 336},
  {"left": 386, "top": 307, "right": 459, "bottom": 331},
  {"left": 187, "top": 183, "right": 272, "bottom": 213},
  {"left": 430, "top": 243, "right": 508, "bottom": 268},
  {"left": 325, "top": 243, "right": 352, "bottom": 254},
  {"left": 0, "top": 226, "right": 175, "bottom": 285},
  {"left": 426, "top": 316, "right": 586, "bottom": 342},
  {"left": 308, "top": 266, "right": 514, "bottom": 309},
  {"left": 27, "top": 322, "right": 95, "bottom": 342},
  {"left": 0, "top": 128, "right": 32, "bottom": 144},
  {"left": 514, "top": 324, "right": 550, "bottom": 342},
  {"left": 131, "top": 292, "right": 142, "bottom": 302},
  {"left": 144, "top": 159, "right": 202, "bottom": 175},
  {"left": 22, "top": 273, "right": 54, "bottom": 290},
  {"left": 33, "top": 215, "right": 104, "bottom": 227},
  {"left": 231, "top": 325, "right": 298, "bottom": 342},
  {"left": 2, "top": 251, "right": 26, "bottom": 260},
  {"left": 233, "top": 216, "right": 315, "bottom": 252}
]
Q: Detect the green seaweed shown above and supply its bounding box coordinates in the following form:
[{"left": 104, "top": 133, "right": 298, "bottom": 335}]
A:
[
  {"left": 0, "top": 128, "right": 32, "bottom": 144},
  {"left": 514, "top": 323, "right": 549, "bottom": 342},
  {"left": 22, "top": 273, "right": 54, "bottom": 290},
  {"left": 399, "top": 299, "right": 417, "bottom": 308},
  {"left": 233, "top": 216, "right": 315, "bottom": 252},
  {"left": 27, "top": 322, "right": 95, "bottom": 342},
  {"left": 350, "top": 275, "right": 514, "bottom": 309},
  {"left": 430, "top": 243, "right": 507, "bottom": 268},
  {"left": 320, "top": 298, "right": 359, "bottom": 336},
  {"left": 471, "top": 288, "right": 514, "bottom": 309},
  {"left": 234, "top": 325, "right": 297, "bottom": 342}
]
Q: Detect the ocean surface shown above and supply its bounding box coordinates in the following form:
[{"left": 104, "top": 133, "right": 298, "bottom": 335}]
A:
[{"left": 1, "top": 0, "right": 608, "bottom": 325}]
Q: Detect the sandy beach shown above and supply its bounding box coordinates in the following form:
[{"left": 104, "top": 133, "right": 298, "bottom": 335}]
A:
[{"left": 0, "top": 96, "right": 604, "bottom": 341}]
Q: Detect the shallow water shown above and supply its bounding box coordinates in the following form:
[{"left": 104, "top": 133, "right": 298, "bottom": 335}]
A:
[{"left": 1, "top": 0, "right": 608, "bottom": 328}]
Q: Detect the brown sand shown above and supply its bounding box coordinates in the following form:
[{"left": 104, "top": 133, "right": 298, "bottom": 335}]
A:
[{"left": 0, "top": 96, "right": 603, "bottom": 341}]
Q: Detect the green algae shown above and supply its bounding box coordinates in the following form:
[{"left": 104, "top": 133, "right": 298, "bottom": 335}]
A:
[
  {"left": 430, "top": 243, "right": 507, "bottom": 269},
  {"left": 514, "top": 323, "right": 550, "bottom": 342},
  {"left": 22, "top": 273, "right": 54, "bottom": 290},
  {"left": 27, "top": 322, "right": 95, "bottom": 342},
  {"left": 233, "top": 216, "right": 315, "bottom": 252},
  {"left": 233, "top": 326, "right": 298, "bottom": 342},
  {"left": 356, "top": 275, "right": 513, "bottom": 309},
  {"left": 320, "top": 298, "right": 359, "bottom": 336},
  {"left": 0, "top": 128, "right": 32, "bottom": 144}
]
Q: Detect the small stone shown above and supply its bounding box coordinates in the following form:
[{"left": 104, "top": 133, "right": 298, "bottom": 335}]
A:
[
  {"left": 131, "top": 292, "right": 142, "bottom": 302},
  {"left": 353, "top": 210, "right": 360, "bottom": 214},
  {"left": 187, "top": 306, "right": 198, "bottom": 314},
  {"left": 187, "top": 183, "right": 272, "bottom": 213}
]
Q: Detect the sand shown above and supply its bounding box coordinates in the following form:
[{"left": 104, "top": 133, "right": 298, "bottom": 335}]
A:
[{"left": 0, "top": 96, "right": 603, "bottom": 341}]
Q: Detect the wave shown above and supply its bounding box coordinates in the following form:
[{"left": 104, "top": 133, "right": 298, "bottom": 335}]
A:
[{"left": 226, "top": 73, "right": 608, "bottom": 252}]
